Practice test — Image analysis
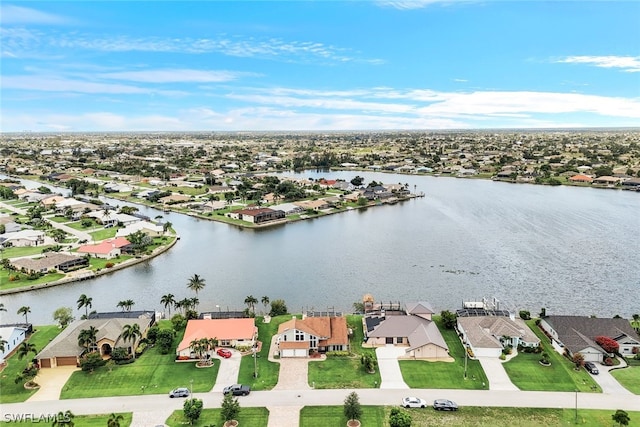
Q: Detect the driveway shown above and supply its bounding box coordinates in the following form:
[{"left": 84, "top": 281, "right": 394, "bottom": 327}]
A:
[
  {"left": 477, "top": 357, "right": 518, "bottom": 391},
  {"left": 211, "top": 349, "right": 242, "bottom": 392},
  {"left": 375, "top": 346, "right": 409, "bottom": 389},
  {"left": 592, "top": 363, "right": 634, "bottom": 395},
  {"left": 27, "top": 366, "right": 79, "bottom": 402}
]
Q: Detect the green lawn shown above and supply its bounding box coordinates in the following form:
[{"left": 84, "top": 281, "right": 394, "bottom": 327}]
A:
[
  {"left": 0, "top": 245, "right": 56, "bottom": 258},
  {"left": 300, "top": 405, "right": 386, "bottom": 427},
  {"left": 308, "top": 315, "right": 381, "bottom": 389},
  {"left": 399, "top": 316, "right": 489, "bottom": 390},
  {"left": 506, "top": 320, "right": 601, "bottom": 393},
  {"left": 166, "top": 407, "right": 268, "bottom": 427},
  {"left": 611, "top": 365, "right": 640, "bottom": 394},
  {"left": 89, "top": 255, "right": 134, "bottom": 271},
  {"left": 0, "top": 326, "right": 64, "bottom": 403},
  {"left": 66, "top": 219, "right": 98, "bottom": 230},
  {"left": 89, "top": 228, "right": 118, "bottom": 241},
  {"left": 0, "top": 269, "right": 65, "bottom": 291},
  {"left": 48, "top": 216, "right": 71, "bottom": 223},
  {"left": 60, "top": 325, "right": 218, "bottom": 399},
  {"left": 300, "top": 406, "right": 640, "bottom": 427},
  {"left": 0, "top": 413, "right": 131, "bottom": 426},
  {"left": 236, "top": 316, "right": 285, "bottom": 390}
]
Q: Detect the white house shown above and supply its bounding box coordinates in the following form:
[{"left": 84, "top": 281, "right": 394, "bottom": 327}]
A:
[{"left": 0, "top": 326, "right": 29, "bottom": 364}]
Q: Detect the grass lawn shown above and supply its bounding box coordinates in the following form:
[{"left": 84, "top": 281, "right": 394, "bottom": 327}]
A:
[
  {"left": 399, "top": 316, "right": 489, "bottom": 390},
  {"left": 510, "top": 320, "right": 601, "bottom": 393},
  {"left": 300, "top": 405, "right": 386, "bottom": 427},
  {"left": 0, "top": 269, "right": 65, "bottom": 291},
  {"left": 308, "top": 315, "right": 381, "bottom": 389},
  {"left": 0, "top": 245, "right": 56, "bottom": 258},
  {"left": 611, "top": 365, "right": 640, "bottom": 394},
  {"left": 0, "top": 413, "right": 132, "bottom": 426},
  {"left": 66, "top": 219, "right": 98, "bottom": 230},
  {"left": 166, "top": 407, "right": 268, "bottom": 427},
  {"left": 60, "top": 325, "right": 218, "bottom": 399},
  {"left": 0, "top": 326, "right": 63, "bottom": 404},
  {"left": 89, "top": 255, "right": 134, "bottom": 270},
  {"left": 237, "top": 315, "right": 285, "bottom": 390},
  {"left": 300, "top": 406, "right": 640, "bottom": 427},
  {"left": 89, "top": 228, "right": 118, "bottom": 241}
]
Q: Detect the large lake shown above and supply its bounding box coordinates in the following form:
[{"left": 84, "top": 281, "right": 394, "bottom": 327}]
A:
[{"left": 2, "top": 171, "right": 639, "bottom": 325}]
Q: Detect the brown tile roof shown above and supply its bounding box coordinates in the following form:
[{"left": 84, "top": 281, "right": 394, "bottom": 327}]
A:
[
  {"left": 278, "top": 316, "right": 349, "bottom": 346},
  {"left": 178, "top": 319, "right": 257, "bottom": 351}
]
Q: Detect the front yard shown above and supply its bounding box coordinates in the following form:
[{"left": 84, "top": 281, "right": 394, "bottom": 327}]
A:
[
  {"left": 308, "top": 315, "right": 381, "bottom": 389},
  {"left": 0, "top": 326, "right": 63, "bottom": 403},
  {"left": 399, "top": 316, "right": 489, "bottom": 390},
  {"left": 502, "top": 320, "right": 600, "bottom": 393},
  {"left": 236, "top": 315, "right": 285, "bottom": 391},
  {"left": 61, "top": 324, "right": 218, "bottom": 399},
  {"left": 611, "top": 365, "right": 640, "bottom": 394},
  {"left": 165, "top": 407, "right": 268, "bottom": 427},
  {"left": 0, "top": 413, "right": 132, "bottom": 426}
]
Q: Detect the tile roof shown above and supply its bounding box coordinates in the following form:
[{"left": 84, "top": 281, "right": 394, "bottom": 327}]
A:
[
  {"left": 543, "top": 316, "right": 640, "bottom": 354},
  {"left": 458, "top": 316, "right": 539, "bottom": 350},
  {"left": 277, "top": 316, "right": 349, "bottom": 346},
  {"left": 367, "top": 315, "right": 448, "bottom": 351},
  {"left": 78, "top": 237, "right": 130, "bottom": 254},
  {"left": 177, "top": 319, "right": 257, "bottom": 351}
]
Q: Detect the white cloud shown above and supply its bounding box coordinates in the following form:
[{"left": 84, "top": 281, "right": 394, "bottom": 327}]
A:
[
  {"left": 377, "top": 0, "right": 469, "bottom": 10},
  {"left": 99, "top": 69, "right": 256, "bottom": 83},
  {"left": 0, "top": 5, "right": 72, "bottom": 25},
  {"left": 557, "top": 56, "right": 640, "bottom": 73}
]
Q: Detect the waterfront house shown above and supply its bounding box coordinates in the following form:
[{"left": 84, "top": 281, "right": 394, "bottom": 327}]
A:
[
  {"left": 226, "top": 207, "right": 285, "bottom": 224},
  {"left": 457, "top": 316, "right": 540, "bottom": 358},
  {"left": 10, "top": 252, "right": 89, "bottom": 274},
  {"left": 0, "top": 325, "right": 28, "bottom": 364},
  {"left": 176, "top": 318, "right": 257, "bottom": 358},
  {"left": 363, "top": 302, "right": 450, "bottom": 360},
  {"left": 276, "top": 315, "right": 349, "bottom": 357},
  {"left": 568, "top": 174, "right": 594, "bottom": 183},
  {"left": 77, "top": 237, "right": 131, "bottom": 259},
  {"left": 539, "top": 315, "right": 640, "bottom": 362},
  {"left": 36, "top": 316, "right": 152, "bottom": 368}
]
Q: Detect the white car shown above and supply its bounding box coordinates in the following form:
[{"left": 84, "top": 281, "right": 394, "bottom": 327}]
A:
[{"left": 402, "top": 396, "right": 427, "bottom": 408}]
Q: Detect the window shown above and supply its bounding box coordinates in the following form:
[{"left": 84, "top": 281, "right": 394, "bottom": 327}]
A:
[
  {"left": 397, "top": 337, "right": 403, "bottom": 344},
  {"left": 295, "top": 331, "right": 304, "bottom": 341}
]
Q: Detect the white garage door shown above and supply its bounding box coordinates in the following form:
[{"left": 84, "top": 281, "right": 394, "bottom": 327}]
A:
[{"left": 282, "top": 349, "right": 307, "bottom": 357}]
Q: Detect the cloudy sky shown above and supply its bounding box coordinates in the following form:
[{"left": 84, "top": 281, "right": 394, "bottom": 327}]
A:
[{"left": 1, "top": 1, "right": 639, "bottom": 132}]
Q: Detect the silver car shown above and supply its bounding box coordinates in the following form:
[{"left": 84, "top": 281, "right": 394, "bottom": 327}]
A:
[{"left": 433, "top": 399, "right": 458, "bottom": 411}]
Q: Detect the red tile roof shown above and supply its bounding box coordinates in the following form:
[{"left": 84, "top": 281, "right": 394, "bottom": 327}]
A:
[
  {"left": 77, "top": 237, "right": 131, "bottom": 254},
  {"left": 177, "top": 319, "right": 257, "bottom": 351}
]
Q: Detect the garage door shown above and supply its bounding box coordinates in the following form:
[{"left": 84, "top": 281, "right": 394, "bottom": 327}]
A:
[
  {"left": 282, "top": 349, "right": 308, "bottom": 358},
  {"left": 56, "top": 356, "right": 78, "bottom": 366},
  {"left": 39, "top": 358, "right": 51, "bottom": 368},
  {"left": 294, "top": 349, "right": 307, "bottom": 357}
]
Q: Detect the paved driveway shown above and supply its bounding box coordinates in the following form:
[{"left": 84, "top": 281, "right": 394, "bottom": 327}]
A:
[
  {"left": 477, "top": 357, "right": 518, "bottom": 390},
  {"left": 211, "top": 349, "right": 242, "bottom": 392},
  {"left": 375, "top": 346, "right": 409, "bottom": 389},
  {"left": 592, "top": 364, "right": 634, "bottom": 395},
  {"left": 27, "top": 366, "right": 79, "bottom": 402}
]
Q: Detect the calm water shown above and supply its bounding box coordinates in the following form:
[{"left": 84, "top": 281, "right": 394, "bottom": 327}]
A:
[{"left": 1, "top": 171, "right": 639, "bottom": 325}]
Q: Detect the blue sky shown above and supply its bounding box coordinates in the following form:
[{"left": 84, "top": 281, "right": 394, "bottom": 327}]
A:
[{"left": 1, "top": 1, "right": 639, "bottom": 132}]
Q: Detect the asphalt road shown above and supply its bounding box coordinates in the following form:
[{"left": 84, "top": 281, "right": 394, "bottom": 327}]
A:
[{"left": 2, "top": 388, "right": 639, "bottom": 420}]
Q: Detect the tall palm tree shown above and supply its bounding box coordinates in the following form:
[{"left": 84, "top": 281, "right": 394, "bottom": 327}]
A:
[
  {"left": 117, "top": 299, "right": 135, "bottom": 312},
  {"left": 244, "top": 295, "right": 258, "bottom": 315},
  {"left": 107, "top": 413, "right": 123, "bottom": 427},
  {"left": 189, "top": 339, "right": 202, "bottom": 362},
  {"left": 17, "top": 306, "right": 31, "bottom": 324},
  {"left": 187, "top": 274, "right": 206, "bottom": 297},
  {"left": 118, "top": 323, "right": 142, "bottom": 359},
  {"left": 160, "top": 294, "right": 175, "bottom": 317},
  {"left": 162, "top": 221, "right": 172, "bottom": 234},
  {"left": 261, "top": 296, "right": 270, "bottom": 314},
  {"left": 189, "top": 297, "right": 199, "bottom": 311},
  {"left": 78, "top": 326, "right": 99, "bottom": 353},
  {"left": 116, "top": 301, "right": 126, "bottom": 311},
  {"left": 76, "top": 294, "right": 93, "bottom": 318},
  {"left": 17, "top": 342, "right": 37, "bottom": 360}
]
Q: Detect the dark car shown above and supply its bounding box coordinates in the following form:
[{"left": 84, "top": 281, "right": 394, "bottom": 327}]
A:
[
  {"left": 217, "top": 348, "right": 232, "bottom": 358},
  {"left": 584, "top": 361, "right": 599, "bottom": 375},
  {"left": 433, "top": 399, "right": 458, "bottom": 411},
  {"left": 169, "top": 387, "right": 190, "bottom": 398},
  {"left": 223, "top": 384, "right": 251, "bottom": 396}
]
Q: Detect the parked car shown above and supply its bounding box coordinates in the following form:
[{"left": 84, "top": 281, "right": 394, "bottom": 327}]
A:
[
  {"left": 169, "top": 387, "right": 190, "bottom": 398},
  {"left": 223, "top": 384, "right": 251, "bottom": 396},
  {"left": 584, "top": 361, "right": 599, "bottom": 375},
  {"left": 433, "top": 399, "right": 458, "bottom": 411},
  {"left": 402, "top": 397, "right": 427, "bottom": 408},
  {"left": 217, "top": 348, "right": 232, "bottom": 358}
]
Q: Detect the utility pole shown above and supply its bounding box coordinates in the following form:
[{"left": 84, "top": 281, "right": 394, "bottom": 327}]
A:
[{"left": 253, "top": 346, "right": 258, "bottom": 378}]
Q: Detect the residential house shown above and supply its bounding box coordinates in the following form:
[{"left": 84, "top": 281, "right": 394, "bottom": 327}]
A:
[
  {"left": 77, "top": 237, "right": 131, "bottom": 259},
  {"left": 294, "top": 199, "right": 330, "bottom": 211},
  {"left": 539, "top": 315, "right": 640, "bottom": 362},
  {"left": 39, "top": 195, "right": 66, "bottom": 207},
  {"left": 176, "top": 319, "right": 258, "bottom": 358},
  {"left": 226, "top": 207, "right": 285, "bottom": 224},
  {"left": 36, "top": 316, "right": 153, "bottom": 368},
  {"left": 276, "top": 315, "right": 349, "bottom": 357},
  {"left": 363, "top": 302, "right": 450, "bottom": 360},
  {"left": 568, "top": 174, "right": 594, "bottom": 183},
  {"left": 0, "top": 326, "right": 29, "bottom": 364},
  {"left": 0, "top": 229, "right": 46, "bottom": 247},
  {"left": 116, "top": 221, "right": 164, "bottom": 238},
  {"left": 457, "top": 316, "right": 540, "bottom": 358},
  {"left": 592, "top": 176, "right": 620, "bottom": 186},
  {"left": 11, "top": 253, "right": 89, "bottom": 274}
]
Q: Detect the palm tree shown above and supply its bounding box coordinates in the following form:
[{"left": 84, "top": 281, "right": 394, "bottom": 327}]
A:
[
  {"left": 189, "top": 297, "right": 199, "bottom": 311},
  {"left": 189, "top": 339, "right": 202, "bottom": 362},
  {"left": 107, "top": 413, "right": 124, "bottom": 427},
  {"left": 76, "top": 294, "right": 93, "bottom": 318},
  {"left": 162, "top": 221, "right": 172, "bottom": 234},
  {"left": 17, "top": 306, "right": 31, "bottom": 324},
  {"left": 633, "top": 313, "right": 640, "bottom": 324},
  {"left": 116, "top": 301, "right": 126, "bottom": 311},
  {"left": 117, "top": 299, "right": 135, "bottom": 312},
  {"left": 17, "top": 342, "right": 37, "bottom": 360},
  {"left": 52, "top": 410, "right": 75, "bottom": 427},
  {"left": 160, "top": 294, "right": 175, "bottom": 316},
  {"left": 261, "top": 296, "right": 270, "bottom": 314},
  {"left": 78, "top": 326, "right": 99, "bottom": 353},
  {"left": 187, "top": 274, "right": 206, "bottom": 296},
  {"left": 118, "top": 323, "right": 142, "bottom": 359},
  {"left": 244, "top": 295, "right": 258, "bottom": 315}
]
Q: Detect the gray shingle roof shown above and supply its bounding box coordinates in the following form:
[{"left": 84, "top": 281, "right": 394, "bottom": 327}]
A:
[{"left": 368, "top": 315, "right": 448, "bottom": 351}]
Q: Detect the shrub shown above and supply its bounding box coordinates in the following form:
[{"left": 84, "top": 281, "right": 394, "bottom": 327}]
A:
[
  {"left": 326, "top": 350, "right": 350, "bottom": 358},
  {"left": 519, "top": 310, "right": 531, "bottom": 320},
  {"left": 110, "top": 347, "right": 130, "bottom": 362},
  {"left": 80, "top": 352, "right": 106, "bottom": 372},
  {"left": 604, "top": 357, "right": 614, "bottom": 366},
  {"left": 389, "top": 408, "right": 412, "bottom": 427},
  {"left": 595, "top": 336, "right": 619, "bottom": 354},
  {"left": 499, "top": 354, "right": 506, "bottom": 360},
  {"left": 156, "top": 329, "right": 176, "bottom": 354},
  {"left": 135, "top": 342, "right": 147, "bottom": 356},
  {"left": 269, "top": 299, "right": 288, "bottom": 317},
  {"left": 105, "top": 262, "right": 114, "bottom": 268},
  {"left": 146, "top": 325, "right": 159, "bottom": 344}
]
